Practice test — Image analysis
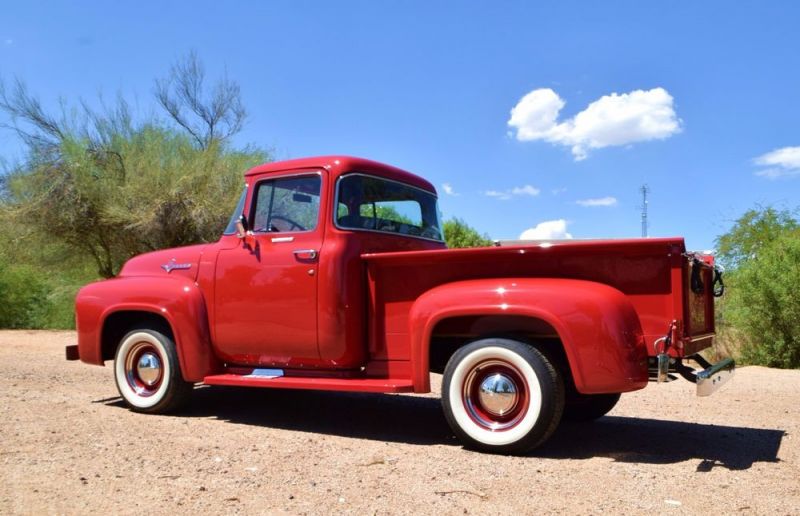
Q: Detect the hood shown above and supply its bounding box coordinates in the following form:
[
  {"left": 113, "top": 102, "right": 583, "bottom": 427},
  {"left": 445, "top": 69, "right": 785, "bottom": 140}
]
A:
[{"left": 118, "top": 243, "right": 208, "bottom": 281}]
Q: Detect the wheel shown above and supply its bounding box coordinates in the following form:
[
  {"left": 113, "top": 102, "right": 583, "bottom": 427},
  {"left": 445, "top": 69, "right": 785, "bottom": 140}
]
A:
[
  {"left": 563, "top": 393, "right": 621, "bottom": 422},
  {"left": 114, "top": 327, "right": 193, "bottom": 413},
  {"left": 442, "top": 338, "right": 564, "bottom": 454}
]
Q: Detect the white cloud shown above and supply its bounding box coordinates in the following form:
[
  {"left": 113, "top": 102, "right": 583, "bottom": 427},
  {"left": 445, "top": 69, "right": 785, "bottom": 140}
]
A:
[
  {"left": 576, "top": 196, "right": 618, "bottom": 207},
  {"left": 511, "top": 185, "right": 541, "bottom": 196},
  {"left": 441, "top": 182, "right": 459, "bottom": 196},
  {"left": 753, "top": 146, "right": 800, "bottom": 179},
  {"left": 551, "top": 187, "right": 567, "bottom": 195},
  {"left": 519, "top": 219, "right": 573, "bottom": 240},
  {"left": 508, "top": 89, "right": 565, "bottom": 141},
  {"left": 484, "top": 184, "right": 540, "bottom": 200},
  {"left": 756, "top": 168, "right": 799, "bottom": 179},
  {"left": 485, "top": 190, "right": 511, "bottom": 200},
  {"left": 508, "top": 87, "right": 682, "bottom": 160}
]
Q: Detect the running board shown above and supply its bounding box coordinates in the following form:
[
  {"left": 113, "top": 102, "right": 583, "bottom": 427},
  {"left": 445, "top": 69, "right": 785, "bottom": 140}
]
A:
[{"left": 203, "top": 372, "right": 414, "bottom": 393}]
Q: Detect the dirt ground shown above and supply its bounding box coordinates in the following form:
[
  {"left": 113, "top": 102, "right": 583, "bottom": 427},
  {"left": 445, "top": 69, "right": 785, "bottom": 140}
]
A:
[{"left": 1, "top": 330, "right": 798, "bottom": 515}]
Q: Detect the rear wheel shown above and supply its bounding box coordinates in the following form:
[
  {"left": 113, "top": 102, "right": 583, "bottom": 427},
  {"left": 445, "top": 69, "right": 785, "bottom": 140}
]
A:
[
  {"left": 114, "top": 327, "right": 192, "bottom": 413},
  {"left": 563, "top": 393, "right": 621, "bottom": 422},
  {"left": 442, "top": 338, "right": 564, "bottom": 454}
]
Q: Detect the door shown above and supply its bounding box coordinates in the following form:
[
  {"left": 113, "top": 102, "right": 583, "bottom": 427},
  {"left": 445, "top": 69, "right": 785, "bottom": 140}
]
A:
[{"left": 214, "top": 172, "right": 324, "bottom": 367}]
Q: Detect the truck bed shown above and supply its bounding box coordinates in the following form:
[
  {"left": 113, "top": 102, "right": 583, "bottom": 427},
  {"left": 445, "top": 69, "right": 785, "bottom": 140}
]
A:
[{"left": 363, "top": 237, "right": 714, "bottom": 363}]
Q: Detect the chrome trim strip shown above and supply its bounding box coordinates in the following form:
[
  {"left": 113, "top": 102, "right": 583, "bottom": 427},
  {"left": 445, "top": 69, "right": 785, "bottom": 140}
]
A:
[
  {"left": 271, "top": 236, "right": 295, "bottom": 243},
  {"left": 333, "top": 225, "right": 446, "bottom": 243},
  {"left": 244, "top": 368, "right": 284, "bottom": 378}
]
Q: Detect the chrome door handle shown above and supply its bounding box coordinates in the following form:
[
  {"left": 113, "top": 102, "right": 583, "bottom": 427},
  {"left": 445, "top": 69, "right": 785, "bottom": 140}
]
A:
[{"left": 293, "top": 249, "right": 318, "bottom": 261}]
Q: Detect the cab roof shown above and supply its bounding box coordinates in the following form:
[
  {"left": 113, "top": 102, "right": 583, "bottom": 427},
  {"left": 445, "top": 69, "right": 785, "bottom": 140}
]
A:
[{"left": 243, "top": 155, "right": 437, "bottom": 194}]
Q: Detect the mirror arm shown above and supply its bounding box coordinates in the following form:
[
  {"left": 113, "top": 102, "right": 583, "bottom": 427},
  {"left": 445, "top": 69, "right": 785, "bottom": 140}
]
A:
[{"left": 235, "top": 214, "right": 256, "bottom": 247}]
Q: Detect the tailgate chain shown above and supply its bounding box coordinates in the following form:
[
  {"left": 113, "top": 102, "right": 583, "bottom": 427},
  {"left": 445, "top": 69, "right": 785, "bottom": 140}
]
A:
[{"left": 685, "top": 253, "right": 725, "bottom": 297}]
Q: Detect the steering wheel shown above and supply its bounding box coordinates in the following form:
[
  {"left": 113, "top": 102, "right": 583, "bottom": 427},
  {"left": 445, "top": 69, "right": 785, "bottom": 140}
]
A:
[
  {"left": 269, "top": 215, "right": 307, "bottom": 232},
  {"left": 421, "top": 226, "right": 440, "bottom": 240}
]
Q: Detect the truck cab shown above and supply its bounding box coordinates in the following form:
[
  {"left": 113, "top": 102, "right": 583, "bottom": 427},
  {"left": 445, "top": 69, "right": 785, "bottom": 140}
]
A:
[
  {"left": 211, "top": 158, "right": 445, "bottom": 370},
  {"left": 70, "top": 156, "right": 733, "bottom": 454}
]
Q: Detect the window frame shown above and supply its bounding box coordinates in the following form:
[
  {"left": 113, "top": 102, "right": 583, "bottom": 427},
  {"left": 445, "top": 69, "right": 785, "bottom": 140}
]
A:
[
  {"left": 249, "top": 171, "right": 323, "bottom": 234},
  {"left": 222, "top": 184, "right": 249, "bottom": 236},
  {"left": 333, "top": 172, "right": 444, "bottom": 243}
]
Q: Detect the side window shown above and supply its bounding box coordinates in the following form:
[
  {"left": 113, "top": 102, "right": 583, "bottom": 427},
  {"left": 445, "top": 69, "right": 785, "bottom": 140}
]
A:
[{"left": 252, "top": 175, "right": 321, "bottom": 233}]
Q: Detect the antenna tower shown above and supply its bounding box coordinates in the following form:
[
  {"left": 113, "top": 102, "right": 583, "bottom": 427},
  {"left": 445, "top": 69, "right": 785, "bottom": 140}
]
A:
[{"left": 640, "top": 184, "right": 649, "bottom": 237}]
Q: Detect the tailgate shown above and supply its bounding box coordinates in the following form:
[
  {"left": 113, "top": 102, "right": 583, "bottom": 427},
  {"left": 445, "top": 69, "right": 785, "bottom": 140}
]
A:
[{"left": 682, "top": 253, "right": 722, "bottom": 354}]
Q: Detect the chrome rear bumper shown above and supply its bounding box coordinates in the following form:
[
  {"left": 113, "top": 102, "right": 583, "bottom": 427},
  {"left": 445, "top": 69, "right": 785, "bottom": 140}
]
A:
[
  {"left": 648, "top": 354, "right": 735, "bottom": 396},
  {"left": 695, "top": 357, "right": 735, "bottom": 397}
]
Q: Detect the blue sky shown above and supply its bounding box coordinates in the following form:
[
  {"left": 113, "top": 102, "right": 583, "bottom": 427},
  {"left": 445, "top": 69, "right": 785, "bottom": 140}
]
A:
[{"left": 2, "top": 1, "right": 799, "bottom": 250}]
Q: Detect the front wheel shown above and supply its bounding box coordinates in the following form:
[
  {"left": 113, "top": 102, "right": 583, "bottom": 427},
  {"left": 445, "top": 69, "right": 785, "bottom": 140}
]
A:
[
  {"left": 442, "top": 338, "right": 564, "bottom": 455},
  {"left": 114, "top": 327, "right": 193, "bottom": 413}
]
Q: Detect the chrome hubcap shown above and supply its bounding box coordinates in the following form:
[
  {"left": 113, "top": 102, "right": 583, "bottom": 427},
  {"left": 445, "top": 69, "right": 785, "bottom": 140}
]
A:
[
  {"left": 124, "top": 342, "right": 164, "bottom": 396},
  {"left": 478, "top": 373, "right": 518, "bottom": 416},
  {"left": 463, "top": 359, "right": 528, "bottom": 431},
  {"left": 136, "top": 352, "right": 162, "bottom": 386}
]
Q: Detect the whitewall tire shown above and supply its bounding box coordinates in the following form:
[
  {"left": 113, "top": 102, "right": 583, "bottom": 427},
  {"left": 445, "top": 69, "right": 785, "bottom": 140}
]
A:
[
  {"left": 114, "top": 328, "right": 192, "bottom": 413},
  {"left": 442, "top": 338, "right": 564, "bottom": 454}
]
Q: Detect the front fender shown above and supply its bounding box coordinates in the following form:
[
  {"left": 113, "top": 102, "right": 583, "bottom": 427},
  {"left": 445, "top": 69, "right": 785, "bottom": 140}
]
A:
[
  {"left": 75, "top": 275, "right": 217, "bottom": 382},
  {"left": 409, "top": 278, "right": 648, "bottom": 394}
]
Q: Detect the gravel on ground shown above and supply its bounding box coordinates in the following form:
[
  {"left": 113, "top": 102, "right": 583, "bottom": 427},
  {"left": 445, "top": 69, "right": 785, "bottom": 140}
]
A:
[{"left": 1, "top": 330, "right": 798, "bottom": 514}]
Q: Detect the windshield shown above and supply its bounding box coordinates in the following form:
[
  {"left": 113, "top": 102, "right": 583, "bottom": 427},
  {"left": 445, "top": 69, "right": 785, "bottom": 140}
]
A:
[{"left": 335, "top": 174, "right": 443, "bottom": 241}]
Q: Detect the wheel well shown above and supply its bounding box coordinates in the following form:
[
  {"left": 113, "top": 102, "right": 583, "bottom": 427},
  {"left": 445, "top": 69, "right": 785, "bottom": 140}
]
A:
[
  {"left": 428, "top": 315, "right": 575, "bottom": 388},
  {"left": 100, "top": 311, "right": 174, "bottom": 361}
]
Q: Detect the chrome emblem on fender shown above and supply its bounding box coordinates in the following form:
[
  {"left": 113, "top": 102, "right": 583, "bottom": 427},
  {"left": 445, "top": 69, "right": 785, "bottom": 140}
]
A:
[{"left": 161, "top": 259, "right": 192, "bottom": 273}]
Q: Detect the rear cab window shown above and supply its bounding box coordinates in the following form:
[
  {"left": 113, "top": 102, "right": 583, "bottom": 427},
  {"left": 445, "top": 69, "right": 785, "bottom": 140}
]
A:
[{"left": 335, "top": 174, "right": 443, "bottom": 241}]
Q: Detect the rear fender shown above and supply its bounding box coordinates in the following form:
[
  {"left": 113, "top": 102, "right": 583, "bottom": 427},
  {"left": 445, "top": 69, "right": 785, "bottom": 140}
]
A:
[
  {"left": 75, "top": 276, "right": 217, "bottom": 382},
  {"left": 409, "top": 278, "right": 648, "bottom": 393}
]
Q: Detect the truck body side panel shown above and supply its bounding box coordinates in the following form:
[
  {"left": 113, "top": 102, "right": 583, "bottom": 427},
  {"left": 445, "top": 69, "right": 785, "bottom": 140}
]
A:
[
  {"left": 405, "top": 278, "right": 648, "bottom": 393},
  {"left": 365, "top": 238, "right": 695, "bottom": 366}
]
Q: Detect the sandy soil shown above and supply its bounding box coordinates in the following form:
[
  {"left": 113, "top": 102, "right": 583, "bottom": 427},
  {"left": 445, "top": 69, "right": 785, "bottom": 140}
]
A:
[{"left": 1, "top": 330, "right": 798, "bottom": 515}]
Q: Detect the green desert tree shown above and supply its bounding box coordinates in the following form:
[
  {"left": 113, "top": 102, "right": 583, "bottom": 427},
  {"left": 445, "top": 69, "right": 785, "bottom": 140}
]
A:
[
  {"left": 714, "top": 206, "right": 800, "bottom": 368},
  {"left": 715, "top": 206, "right": 798, "bottom": 269},
  {"left": 444, "top": 217, "right": 492, "bottom": 248},
  {"left": 0, "top": 55, "right": 268, "bottom": 278}
]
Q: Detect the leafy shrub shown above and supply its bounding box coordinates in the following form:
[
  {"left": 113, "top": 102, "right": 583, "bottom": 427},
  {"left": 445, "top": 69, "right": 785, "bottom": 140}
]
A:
[
  {"left": 724, "top": 231, "right": 800, "bottom": 368},
  {"left": 0, "top": 259, "right": 51, "bottom": 328},
  {"left": 444, "top": 218, "right": 492, "bottom": 248}
]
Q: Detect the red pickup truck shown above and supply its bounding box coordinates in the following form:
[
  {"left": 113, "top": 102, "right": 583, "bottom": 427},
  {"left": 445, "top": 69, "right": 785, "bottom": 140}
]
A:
[{"left": 68, "top": 155, "right": 733, "bottom": 454}]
